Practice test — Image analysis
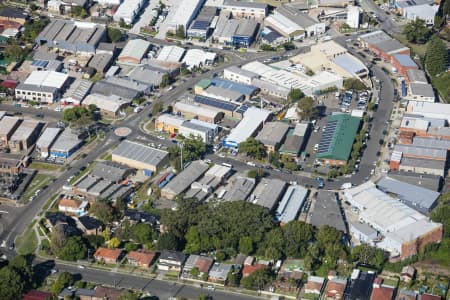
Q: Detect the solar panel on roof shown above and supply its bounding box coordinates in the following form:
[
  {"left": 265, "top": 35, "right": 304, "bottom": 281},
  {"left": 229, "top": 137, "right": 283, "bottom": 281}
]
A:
[
  {"left": 191, "top": 20, "right": 210, "bottom": 30},
  {"left": 32, "top": 60, "right": 49, "bottom": 68},
  {"left": 194, "top": 95, "right": 238, "bottom": 111}
]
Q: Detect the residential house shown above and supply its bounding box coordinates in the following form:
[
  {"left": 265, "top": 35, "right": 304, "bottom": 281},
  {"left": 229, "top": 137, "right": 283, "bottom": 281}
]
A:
[
  {"left": 400, "top": 266, "right": 416, "bottom": 282},
  {"left": 127, "top": 251, "right": 157, "bottom": 268},
  {"left": 92, "top": 286, "right": 124, "bottom": 300},
  {"left": 58, "top": 198, "right": 88, "bottom": 216},
  {"left": 58, "top": 287, "right": 95, "bottom": 299},
  {"left": 208, "top": 263, "right": 233, "bottom": 285},
  {"left": 123, "top": 209, "right": 160, "bottom": 227},
  {"left": 371, "top": 278, "right": 396, "bottom": 300},
  {"left": 157, "top": 250, "right": 187, "bottom": 272},
  {"left": 94, "top": 247, "right": 123, "bottom": 264},
  {"left": 242, "top": 263, "right": 266, "bottom": 278},
  {"left": 397, "top": 289, "right": 418, "bottom": 300},
  {"left": 182, "top": 254, "right": 214, "bottom": 280},
  {"left": 275, "top": 259, "right": 304, "bottom": 293},
  {"left": 304, "top": 276, "right": 325, "bottom": 295},
  {"left": 77, "top": 215, "right": 103, "bottom": 235},
  {"left": 23, "top": 290, "right": 53, "bottom": 300},
  {"left": 324, "top": 278, "right": 347, "bottom": 299}
]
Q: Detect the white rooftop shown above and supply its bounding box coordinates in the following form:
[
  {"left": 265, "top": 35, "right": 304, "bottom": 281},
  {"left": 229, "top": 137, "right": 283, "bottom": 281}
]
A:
[
  {"left": 24, "top": 71, "right": 68, "bottom": 89},
  {"left": 183, "top": 49, "right": 217, "bottom": 68},
  {"left": 225, "top": 107, "right": 271, "bottom": 145},
  {"left": 156, "top": 46, "right": 186, "bottom": 63}
]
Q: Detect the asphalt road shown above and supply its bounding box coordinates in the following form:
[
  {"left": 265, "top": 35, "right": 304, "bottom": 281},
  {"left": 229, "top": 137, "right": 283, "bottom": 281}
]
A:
[{"left": 359, "top": 0, "right": 401, "bottom": 35}]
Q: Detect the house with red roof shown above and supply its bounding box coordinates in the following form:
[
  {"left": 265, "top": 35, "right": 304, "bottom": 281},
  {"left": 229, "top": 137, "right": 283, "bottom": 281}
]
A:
[{"left": 242, "top": 263, "right": 266, "bottom": 278}]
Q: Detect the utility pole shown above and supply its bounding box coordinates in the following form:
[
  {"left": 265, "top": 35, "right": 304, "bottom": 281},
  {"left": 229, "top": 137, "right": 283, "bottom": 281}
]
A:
[{"left": 179, "top": 142, "right": 184, "bottom": 170}]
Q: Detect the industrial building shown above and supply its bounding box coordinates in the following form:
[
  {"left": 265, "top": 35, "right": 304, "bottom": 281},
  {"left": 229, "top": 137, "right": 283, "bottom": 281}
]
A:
[
  {"left": 308, "top": 191, "right": 346, "bottom": 232},
  {"left": 15, "top": 71, "right": 69, "bottom": 103},
  {"left": 156, "top": 46, "right": 186, "bottom": 63},
  {"left": 248, "top": 178, "right": 287, "bottom": 211},
  {"left": 264, "top": 4, "right": 326, "bottom": 39},
  {"left": 256, "top": 122, "right": 290, "bottom": 152},
  {"left": 403, "top": 4, "right": 438, "bottom": 25},
  {"left": 0, "top": 116, "right": 21, "bottom": 146},
  {"left": 407, "top": 101, "right": 450, "bottom": 123},
  {"left": 223, "top": 66, "right": 259, "bottom": 85},
  {"left": 359, "top": 30, "right": 410, "bottom": 62},
  {"left": 180, "top": 120, "right": 217, "bottom": 144},
  {"left": 36, "top": 127, "right": 61, "bottom": 158},
  {"left": 391, "top": 53, "right": 418, "bottom": 77},
  {"left": 126, "top": 65, "right": 167, "bottom": 88},
  {"left": 222, "top": 0, "right": 268, "bottom": 19},
  {"left": 155, "top": 114, "right": 186, "bottom": 134},
  {"left": 161, "top": 160, "right": 209, "bottom": 200},
  {"left": 36, "top": 20, "right": 106, "bottom": 55},
  {"left": 49, "top": 129, "right": 83, "bottom": 158},
  {"left": 376, "top": 177, "right": 440, "bottom": 213},
  {"left": 62, "top": 79, "right": 93, "bottom": 105},
  {"left": 91, "top": 76, "right": 151, "bottom": 101},
  {"left": 232, "top": 18, "right": 259, "bottom": 47},
  {"left": 88, "top": 53, "right": 113, "bottom": 73},
  {"left": 275, "top": 185, "right": 308, "bottom": 225},
  {"left": 280, "top": 122, "right": 311, "bottom": 157},
  {"left": 182, "top": 49, "right": 217, "bottom": 69},
  {"left": 192, "top": 95, "right": 245, "bottom": 119},
  {"left": 210, "top": 77, "right": 258, "bottom": 99},
  {"left": 118, "top": 39, "right": 150, "bottom": 65},
  {"left": 112, "top": 140, "right": 169, "bottom": 172},
  {"left": 350, "top": 221, "right": 378, "bottom": 244},
  {"left": 316, "top": 114, "right": 361, "bottom": 166},
  {"left": 219, "top": 175, "right": 256, "bottom": 201},
  {"left": 174, "top": 101, "right": 223, "bottom": 123},
  {"left": 260, "top": 27, "right": 290, "bottom": 46},
  {"left": 223, "top": 107, "right": 271, "bottom": 148},
  {"left": 406, "top": 83, "right": 435, "bottom": 103},
  {"left": 344, "top": 182, "right": 443, "bottom": 259},
  {"left": 187, "top": 6, "right": 217, "bottom": 39},
  {"left": 212, "top": 16, "right": 239, "bottom": 44},
  {"left": 167, "top": 0, "right": 206, "bottom": 34},
  {"left": 9, "top": 120, "right": 42, "bottom": 152},
  {"left": 185, "top": 164, "right": 231, "bottom": 201},
  {"left": 83, "top": 93, "right": 129, "bottom": 117},
  {"left": 113, "top": 0, "right": 145, "bottom": 25}
]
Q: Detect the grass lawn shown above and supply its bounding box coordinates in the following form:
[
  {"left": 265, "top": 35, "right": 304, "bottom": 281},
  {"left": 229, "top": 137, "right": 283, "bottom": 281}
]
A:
[
  {"left": 16, "top": 221, "right": 38, "bottom": 255},
  {"left": 100, "top": 152, "right": 112, "bottom": 161},
  {"left": 22, "top": 174, "right": 55, "bottom": 202},
  {"left": 301, "top": 293, "right": 320, "bottom": 300},
  {"left": 70, "top": 163, "right": 95, "bottom": 185},
  {"left": 394, "top": 33, "right": 428, "bottom": 59},
  {"left": 431, "top": 73, "right": 450, "bottom": 103},
  {"left": 29, "top": 162, "right": 61, "bottom": 172}
]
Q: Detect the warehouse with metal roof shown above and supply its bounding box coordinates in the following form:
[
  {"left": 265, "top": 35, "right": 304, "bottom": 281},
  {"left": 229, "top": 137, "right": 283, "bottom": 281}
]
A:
[
  {"left": 248, "top": 178, "right": 287, "bottom": 211},
  {"left": 36, "top": 20, "right": 106, "bottom": 55},
  {"left": 275, "top": 185, "right": 308, "bottom": 224},
  {"left": 210, "top": 78, "right": 258, "bottom": 98},
  {"left": 112, "top": 140, "right": 169, "bottom": 172},
  {"left": 376, "top": 176, "right": 440, "bottom": 213},
  {"left": 156, "top": 46, "right": 185, "bottom": 63},
  {"left": 36, "top": 127, "right": 61, "bottom": 158},
  {"left": 118, "top": 39, "right": 150, "bottom": 65},
  {"left": 9, "top": 120, "right": 42, "bottom": 152},
  {"left": 224, "top": 107, "right": 271, "bottom": 148},
  {"left": 316, "top": 114, "right": 361, "bottom": 165},
  {"left": 167, "top": 0, "right": 206, "bottom": 34},
  {"left": 256, "top": 122, "right": 290, "bottom": 152},
  {"left": 15, "top": 71, "right": 69, "bottom": 103},
  {"left": 49, "top": 129, "right": 83, "bottom": 158},
  {"left": 0, "top": 116, "right": 21, "bottom": 145},
  {"left": 62, "top": 79, "right": 93, "bottom": 105},
  {"left": 113, "top": 0, "right": 145, "bottom": 25}
]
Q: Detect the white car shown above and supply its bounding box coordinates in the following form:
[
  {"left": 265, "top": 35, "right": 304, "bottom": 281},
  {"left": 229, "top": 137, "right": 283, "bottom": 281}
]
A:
[
  {"left": 246, "top": 161, "right": 256, "bottom": 167},
  {"left": 78, "top": 265, "right": 85, "bottom": 269},
  {"left": 370, "top": 169, "right": 375, "bottom": 175}
]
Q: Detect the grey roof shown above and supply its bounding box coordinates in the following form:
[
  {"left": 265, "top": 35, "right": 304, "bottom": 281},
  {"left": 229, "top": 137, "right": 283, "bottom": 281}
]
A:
[
  {"left": 275, "top": 185, "right": 308, "bottom": 223},
  {"left": 50, "top": 129, "right": 82, "bottom": 152},
  {"left": 99, "top": 183, "right": 122, "bottom": 199},
  {"left": 160, "top": 250, "right": 186, "bottom": 263},
  {"left": 91, "top": 161, "right": 130, "bottom": 182},
  {"left": 87, "top": 179, "right": 112, "bottom": 196},
  {"left": 375, "top": 39, "right": 409, "bottom": 54},
  {"left": 36, "top": 127, "right": 61, "bottom": 149},
  {"left": 223, "top": 0, "right": 268, "bottom": 9},
  {"left": 388, "top": 171, "right": 442, "bottom": 191},
  {"left": 222, "top": 175, "right": 256, "bottom": 201},
  {"left": 309, "top": 191, "right": 346, "bottom": 232},
  {"left": 10, "top": 120, "right": 40, "bottom": 142},
  {"left": 235, "top": 18, "right": 258, "bottom": 37},
  {"left": 97, "top": 42, "right": 116, "bottom": 53},
  {"left": 15, "top": 83, "right": 58, "bottom": 94},
  {"left": 249, "top": 178, "right": 287, "bottom": 210},
  {"left": 400, "top": 156, "right": 446, "bottom": 171},
  {"left": 214, "top": 17, "right": 239, "bottom": 39},
  {"left": 376, "top": 176, "right": 440, "bottom": 211},
  {"left": 256, "top": 122, "right": 290, "bottom": 147},
  {"left": 162, "top": 160, "right": 209, "bottom": 196},
  {"left": 394, "top": 144, "right": 447, "bottom": 160},
  {"left": 350, "top": 221, "right": 377, "bottom": 236},
  {"left": 88, "top": 53, "right": 113, "bottom": 72},
  {"left": 91, "top": 77, "right": 145, "bottom": 100},
  {"left": 65, "top": 79, "right": 93, "bottom": 102},
  {"left": 407, "top": 69, "right": 428, "bottom": 83},
  {"left": 113, "top": 140, "right": 169, "bottom": 168},
  {"left": 127, "top": 65, "right": 166, "bottom": 86},
  {"left": 359, "top": 30, "right": 409, "bottom": 54},
  {"left": 181, "top": 121, "right": 212, "bottom": 133},
  {"left": 277, "top": 5, "right": 318, "bottom": 28},
  {"left": 279, "top": 134, "right": 303, "bottom": 155},
  {"left": 0, "top": 116, "right": 20, "bottom": 137},
  {"left": 225, "top": 66, "right": 258, "bottom": 79},
  {"left": 33, "top": 50, "right": 59, "bottom": 61},
  {"left": 410, "top": 83, "right": 435, "bottom": 98},
  {"left": 209, "top": 263, "right": 232, "bottom": 280},
  {"left": 412, "top": 136, "right": 450, "bottom": 149},
  {"left": 204, "top": 85, "right": 243, "bottom": 102},
  {"left": 108, "top": 185, "right": 132, "bottom": 201},
  {"left": 76, "top": 175, "right": 99, "bottom": 192}
]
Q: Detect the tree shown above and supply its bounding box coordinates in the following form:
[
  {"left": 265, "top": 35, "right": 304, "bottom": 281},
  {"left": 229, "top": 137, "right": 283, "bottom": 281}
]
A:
[
  {"left": 351, "top": 244, "right": 386, "bottom": 270},
  {"left": 403, "top": 18, "right": 431, "bottom": 44},
  {"left": 238, "top": 137, "right": 266, "bottom": 160},
  {"left": 0, "top": 267, "right": 24, "bottom": 300},
  {"left": 182, "top": 136, "right": 206, "bottom": 162},
  {"left": 239, "top": 236, "right": 254, "bottom": 255},
  {"left": 50, "top": 225, "right": 69, "bottom": 256},
  {"left": 175, "top": 25, "right": 185, "bottom": 38},
  {"left": 132, "top": 223, "right": 156, "bottom": 244},
  {"left": 240, "top": 268, "right": 272, "bottom": 290},
  {"left": 119, "top": 291, "right": 140, "bottom": 300},
  {"left": 343, "top": 78, "right": 367, "bottom": 91},
  {"left": 89, "top": 202, "right": 114, "bottom": 224},
  {"left": 4, "top": 43, "right": 24, "bottom": 62},
  {"left": 157, "top": 232, "right": 182, "bottom": 251},
  {"left": 431, "top": 205, "right": 450, "bottom": 238},
  {"left": 71, "top": 6, "right": 87, "bottom": 17},
  {"left": 297, "top": 97, "right": 317, "bottom": 121},
  {"left": 108, "top": 237, "right": 121, "bottom": 249},
  {"left": 160, "top": 74, "right": 171, "bottom": 88},
  {"left": 260, "top": 44, "right": 276, "bottom": 51},
  {"left": 247, "top": 169, "right": 264, "bottom": 180},
  {"left": 9, "top": 255, "right": 33, "bottom": 288},
  {"left": 190, "top": 267, "right": 200, "bottom": 278},
  {"left": 107, "top": 27, "right": 122, "bottom": 43},
  {"left": 282, "top": 221, "right": 314, "bottom": 258},
  {"left": 288, "top": 88, "right": 304, "bottom": 103},
  {"left": 63, "top": 106, "right": 95, "bottom": 125},
  {"left": 151, "top": 101, "right": 164, "bottom": 116},
  {"left": 261, "top": 228, "right": 284, "bottom": 260},
  {"left": 425, "top": 35, "right": 449, "bottom": 76},
  {"left": 58, "top": 236, "right": 87, "bottom": 261},
  {"left": 51, "top": 272, "right": 74, "bottom": 294}
]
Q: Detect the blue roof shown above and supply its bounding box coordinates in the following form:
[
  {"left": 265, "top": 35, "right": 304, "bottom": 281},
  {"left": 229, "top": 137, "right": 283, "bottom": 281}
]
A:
[
  {"left": 191, "top": 20, "right": 210, "bottom": 30},
  {"left": 31, "top": 60, "right": 49, "bottom": 68},
  {"left": 333, "top": 54, "right": 366, "bottom": 75},
  {"left": 393, "top": 54, "right": 417, "bottom": 67},
  {"left": 194, "top": 95, "right": 238, "bottom": 112},
  {"left": 235, "top": 105, "right": 249, "bottom": 115},
  {"left": 211, "top": 78, "right": 257, "bottom": 96}
]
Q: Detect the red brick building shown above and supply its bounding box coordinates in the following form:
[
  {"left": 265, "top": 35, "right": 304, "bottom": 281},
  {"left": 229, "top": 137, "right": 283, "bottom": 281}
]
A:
[{"left": 391, "top": 54, "right": 418, "bottom": 77}]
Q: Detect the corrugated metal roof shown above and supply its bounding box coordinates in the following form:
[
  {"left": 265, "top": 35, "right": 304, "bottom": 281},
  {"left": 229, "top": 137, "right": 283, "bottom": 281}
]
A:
[
  {"left": 276, "top": 185, "right": 307, "bottom": 223},
  {"left": 112, "top": 140, "right": 168, "bottom": 167}
]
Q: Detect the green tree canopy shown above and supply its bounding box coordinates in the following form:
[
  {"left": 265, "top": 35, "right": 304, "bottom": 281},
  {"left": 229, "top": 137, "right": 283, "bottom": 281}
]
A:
[
  {"left": 4, "top": 43, "right": 25, "bottom": 62},
  {"left": 63, "top": 106, "right": 95, "bottom": 125},
  {"left": 238, "top": 137, "right": 266, "bottom": 160},
  {"left": 107, "top": 27, "right": 122, "bottom": 43},
  {"left": 51, "top": 272, "right": 74, "bottom": 294},
  {"left": 351, "top": 244, "right": 386, "bottom": 270},
  {"left": 239, "top": 236, "right": 254, "bottom": 255},
  {"left": 58, "top": 236, "right": 87, "bottom": 261},
  {"left": 0, "top": 267, "right": 24, "bottom": 300},
  {"left": 9, "top": 255, "right": 33, "bottom": 288},
  {"left": 297, "top": 97, "right": 318, "bottom": 121},
  {"left": 403, "top": 18, "right": 431, "bottom": 44},
  {"left": 343, "top": 78, "right": 367, "bottom": 91},
  {"left": 151, "top": 100, "right": 164, "bottom": 116},
  {"left": 132, "top": 223, "right": 156, "bottom": 244},
  {"left": 157, "top": 232, "right": 182, "bottom": 251},
  {"left": 240, "top": 268, "right": 272, "bottom": 290},
  {"left": 426, "top": 35, "right": 449, "bottom": 76},
  {"left": 288, "top": 88, "right": 304, "bottom": 103},
  {"left": 89, "top": 201, "right": 114, "bottom": 224}
]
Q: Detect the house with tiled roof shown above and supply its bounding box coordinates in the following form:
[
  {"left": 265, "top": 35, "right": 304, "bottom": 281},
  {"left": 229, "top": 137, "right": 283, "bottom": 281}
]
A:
[
  {"left": 94, "top": 247, "right": 123, "bottom": 264},
  {"left": 304, "top": 276, "right": 325, "bottom": 295},
  {"left": 182, "top": 254, "right": 214, "bottom": 280},
  {"left": 242, "top": 263, "right": 266, "bottom": 278},
  {"left": 370, "top": 278, "right": 395, "bottom": 300},
  {"left": 126, "top": 251, "right": 157, "bottom": 268},
  {"left": 58, "top": 198, "right": 88, "bottom": 216},
  {"left": 324, "top": 278, "right": 347, "bottom": 299}
]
